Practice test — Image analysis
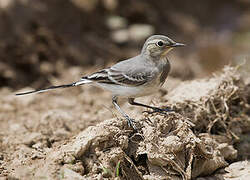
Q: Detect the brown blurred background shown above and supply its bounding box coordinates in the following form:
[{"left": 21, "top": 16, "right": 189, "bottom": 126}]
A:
[{"left": 0, "top": 0, "right": 250, "bottom": 90}]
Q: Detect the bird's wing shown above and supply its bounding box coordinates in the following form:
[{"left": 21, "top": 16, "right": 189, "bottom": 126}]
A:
[
  {"left": 107, "top": 68, "right": 152, "bottom": 86},
  {"left": 81, "top": 69, "right": 114, "bottom": 84},
  {"left": 82, "top": 67, "right": 154, "bottom": 87}
]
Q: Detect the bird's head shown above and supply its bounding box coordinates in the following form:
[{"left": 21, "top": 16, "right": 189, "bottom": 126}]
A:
[{"left": 141, "top": 35, "right": 185, "bottom": 58}]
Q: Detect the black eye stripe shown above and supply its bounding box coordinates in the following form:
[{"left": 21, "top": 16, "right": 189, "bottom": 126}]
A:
[{"left": 157, "top": 41, "right": 164, "bottom": 47}]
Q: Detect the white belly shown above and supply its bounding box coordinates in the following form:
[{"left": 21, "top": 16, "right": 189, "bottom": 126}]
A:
[{"left": 96, "top": 83, "right": 159, "bottom": 98}]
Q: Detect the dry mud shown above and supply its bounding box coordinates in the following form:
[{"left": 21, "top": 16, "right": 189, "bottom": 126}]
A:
[{"left": 0, "top": 66, "right": 250, "bottom": 180}]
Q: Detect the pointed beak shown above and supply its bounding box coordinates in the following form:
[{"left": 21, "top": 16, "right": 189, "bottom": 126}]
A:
[
  {"left": 170, "top": 42, "right": 185, "bottom": 47},
  {"left": 162, "top": 42, "right": 185, "bottom": 56}
]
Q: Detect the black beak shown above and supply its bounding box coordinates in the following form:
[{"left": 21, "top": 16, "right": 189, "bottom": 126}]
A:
[{"left": 170, "top": 42, "right": 185, "bottom": 47}]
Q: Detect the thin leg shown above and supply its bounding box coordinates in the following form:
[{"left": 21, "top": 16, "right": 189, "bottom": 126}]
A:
[
  {"left": 128, "top": 98, "right": 172, "bottom": 114},
  {"left": 112, "top": 96, "right": 137, "bottom": 130}
]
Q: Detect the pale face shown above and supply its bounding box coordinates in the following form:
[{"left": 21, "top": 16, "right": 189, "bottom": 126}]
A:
[{"left": 141, "top": 35, "right": 185, "bottom": 58}]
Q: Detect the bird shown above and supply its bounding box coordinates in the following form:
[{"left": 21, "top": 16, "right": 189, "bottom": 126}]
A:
[{"left": 16, "top": 35, "right": 185, "bottom": 130}]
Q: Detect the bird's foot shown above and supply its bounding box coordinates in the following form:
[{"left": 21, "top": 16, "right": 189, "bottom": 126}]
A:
[
  {"left": 143, "top": 107, "right": 173, "bottom": 115},
  {"left": 124, "top": 115, "right": 137, "bottom": 131}
]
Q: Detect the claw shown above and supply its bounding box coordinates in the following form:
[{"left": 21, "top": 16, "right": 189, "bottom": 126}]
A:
[
  {"left": 160, "top": 107, "right": 174, "bottom": 112},
  {"left": 143, "top": 107, "right": 173, "bottom": 115},
  {"left": 125, "top": 116, "right": 137, "bottom": 130}
]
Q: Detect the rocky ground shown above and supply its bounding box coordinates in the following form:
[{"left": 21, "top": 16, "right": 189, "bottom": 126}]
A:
[{"left": 0, "top": 66, "right": 250, "bottom": 179}]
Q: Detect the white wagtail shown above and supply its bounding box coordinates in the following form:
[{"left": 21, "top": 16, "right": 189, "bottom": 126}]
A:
[{"left": 16, "top": 35, "right": 185, "bottom": 130}]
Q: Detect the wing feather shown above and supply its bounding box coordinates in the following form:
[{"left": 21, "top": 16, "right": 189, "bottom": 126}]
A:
[
  {"left": 108, "top": 68, "right": 151, "bottom": 86},
  {"left": 82, "top": 65, "right": 154, "bottom": 87},
  {"left": 82, "top": 69, "right": 116, "bottom": 84}
]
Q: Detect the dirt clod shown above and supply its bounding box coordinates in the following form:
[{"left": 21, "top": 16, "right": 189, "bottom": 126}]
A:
[{"left": 1, "top": 66, "right": 250, "bottom": 179}]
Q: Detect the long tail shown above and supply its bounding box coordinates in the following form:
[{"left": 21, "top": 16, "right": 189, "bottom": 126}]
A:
[{"left": 15, "top": 79, "right": 92, "bottom": 96}]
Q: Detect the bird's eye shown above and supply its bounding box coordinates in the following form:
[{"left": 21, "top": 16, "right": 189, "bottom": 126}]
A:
[{"left": 157, "top": 41, "right": 164, "bottom": 47}]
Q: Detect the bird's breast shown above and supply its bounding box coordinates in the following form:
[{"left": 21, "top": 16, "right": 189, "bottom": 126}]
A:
[{"left": 158, "top": 58, "right": 171, "bottom": 86}]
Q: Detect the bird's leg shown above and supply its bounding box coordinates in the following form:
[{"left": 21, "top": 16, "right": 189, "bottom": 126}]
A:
[
  {"left": 128, "top": 98, "right": 173, "bottom": 114},
  {"left": 112, "top": 96, "right": 137, "bottom": 130}
]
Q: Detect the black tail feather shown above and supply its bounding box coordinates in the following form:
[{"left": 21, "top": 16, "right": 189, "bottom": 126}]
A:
[{"left": 15, "top": 83, "right": 75, "bottom": 96}]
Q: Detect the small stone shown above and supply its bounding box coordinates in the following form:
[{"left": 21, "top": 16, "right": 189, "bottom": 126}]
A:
[
  {"left": 22, "top": 132, "right": 42, "bottom": 147},
  {"left": 32, "top": 142, "right": 44, "bottom": 149}
]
